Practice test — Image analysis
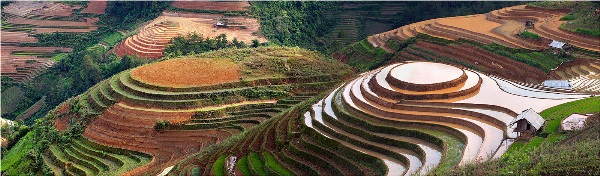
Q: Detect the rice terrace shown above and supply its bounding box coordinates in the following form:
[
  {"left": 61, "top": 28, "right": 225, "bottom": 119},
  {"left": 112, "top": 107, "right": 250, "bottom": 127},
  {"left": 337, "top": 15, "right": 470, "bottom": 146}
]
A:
[{"left": 1, "top": 1, "right": 599, "bottom": 176}]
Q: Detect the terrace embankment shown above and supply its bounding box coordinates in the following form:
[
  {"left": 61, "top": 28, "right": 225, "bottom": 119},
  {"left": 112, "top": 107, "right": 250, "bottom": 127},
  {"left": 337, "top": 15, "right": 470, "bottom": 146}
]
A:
[
  {"left": 301, "top": 61, "right": 589, "bottom": 175},
  {"left": 114, "top": 7, "right": 265, "bottom": 59},
  {"left": 48, "top": 46, "right": 354, "bottom": 175}
]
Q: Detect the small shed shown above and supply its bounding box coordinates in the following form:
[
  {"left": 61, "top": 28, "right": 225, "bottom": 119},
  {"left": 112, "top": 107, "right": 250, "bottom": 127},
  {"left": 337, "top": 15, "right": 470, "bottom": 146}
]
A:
[
  {"left": 215, "top": 21, "right": 225, "bottom": 28},
  {"left": 543, "top": 80, "right": 572, "bottom": 89},
  {"left": 549, "top": 40, "right": 565, "bottom": 49},
  {"left": 510, "top": 108, "right": 545, "bottom": 134}
]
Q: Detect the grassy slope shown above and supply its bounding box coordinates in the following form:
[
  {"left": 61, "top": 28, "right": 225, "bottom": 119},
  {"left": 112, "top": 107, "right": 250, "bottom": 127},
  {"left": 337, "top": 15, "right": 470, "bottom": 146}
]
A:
[
  {"left": 191, "top": 46, "right": 355, "bottom": 80},
  {"left": 530, "top": 1, "right": 600, "bottom": 37},
  {"left": 1, "top": 132, "right": 34, "bottom": 174},
  {"left": 439, "top": 97, "right": 600, "bottom": 175}
]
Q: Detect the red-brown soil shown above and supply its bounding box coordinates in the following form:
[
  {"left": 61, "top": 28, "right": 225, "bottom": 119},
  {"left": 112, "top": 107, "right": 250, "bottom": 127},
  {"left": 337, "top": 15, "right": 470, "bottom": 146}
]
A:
[
  {"left": 370, "top": 5, "right": 598, "bottom": 51},
  {"left": 81, "top": 0, "right": 107, "bottom": 14},
  {"left": 130, "top": 58, "right": 240, "bottom": 88},
  {"left": 410, "top": 41, "right": 551, "bottom": 83},
  {"left": 7, "top": 17, "right": 95, "bottom": 27},
  {"left": 29, "top": 2, "right": 75, "bottom": 17},
  {"left": 53, "top": 116, "right": 70, "bottom": 132},
  {"left": 1, "top": 31, "right": 38, "bottom": 43},
  {"left": 1, "top": 46, "right": 72, "bottom": 82},
  {"left": 82, "top": 103, "right": 232, "bottom": 175},
  {"left": 171, "top": 1, "right": 250, "bottom": 11},
  {"left": 113, "top": 11, "right": 266, "bottom": 59},
  {"left": 32, "top": 27, "right": 98, "bottom": 34}
]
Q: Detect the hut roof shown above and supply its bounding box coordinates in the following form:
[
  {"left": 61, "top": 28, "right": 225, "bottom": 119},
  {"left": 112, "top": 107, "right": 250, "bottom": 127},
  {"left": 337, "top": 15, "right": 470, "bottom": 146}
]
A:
[
  {"left": 549, "top": 40, "right": 565, "bottom": 49},
  {"left": 510, "top": 108, "right": 545, "bottom": 130}
]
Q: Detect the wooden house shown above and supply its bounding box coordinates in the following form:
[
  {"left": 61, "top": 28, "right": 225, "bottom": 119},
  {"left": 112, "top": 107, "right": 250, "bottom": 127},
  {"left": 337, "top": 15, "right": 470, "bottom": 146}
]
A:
[{"left": 509, "top": 108, "right": 545, "bottom": 135}]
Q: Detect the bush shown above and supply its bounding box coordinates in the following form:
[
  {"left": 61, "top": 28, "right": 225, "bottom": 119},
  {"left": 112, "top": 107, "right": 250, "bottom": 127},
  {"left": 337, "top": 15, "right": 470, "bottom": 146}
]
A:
[
  {"left": 154, "top": 121, "right": 170, "bottom": 131},
  {"left": 559, "top": 14, "right": 577, "bottom": 21},
  {"left": 519, "top": 30, "right": 541, "bottom": 40}
]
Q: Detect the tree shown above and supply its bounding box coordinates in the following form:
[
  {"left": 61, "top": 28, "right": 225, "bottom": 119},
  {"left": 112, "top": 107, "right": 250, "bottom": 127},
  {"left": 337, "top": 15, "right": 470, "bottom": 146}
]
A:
[
  {"left": 79, "top": 56, "right": 102, "bottom": 88},
  {"left": 252, "top": 39, "right": 260, "bottom": 48}
]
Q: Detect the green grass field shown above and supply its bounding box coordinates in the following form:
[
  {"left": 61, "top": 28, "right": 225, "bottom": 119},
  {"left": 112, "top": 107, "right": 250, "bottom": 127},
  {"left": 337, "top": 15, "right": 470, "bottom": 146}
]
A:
[
  {"left": 101, "top": 32, "right": 124, "bottom": 46},
  {"left": 540, "top": 97, "right": 600, "bottom": 133},
  {"left": 1, "top": 132, "right": 34, "bottom": 175}
]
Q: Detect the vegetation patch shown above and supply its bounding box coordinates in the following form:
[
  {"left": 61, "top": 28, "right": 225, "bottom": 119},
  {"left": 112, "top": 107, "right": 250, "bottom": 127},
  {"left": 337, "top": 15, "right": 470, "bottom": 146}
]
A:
[
  {"left": 263, "top": 152, "right": 292, "bottom": 176},
  {"left": 518, "top": 30, "right": 541, "bottom": 40},
  {"left": 212, "top": 155, "right": 227, "bottom": 176},
  {"left": 540, "top": 96, "right": 600, "bottom": 133},
  {"left": 248, "top": 152, "right": 266, "bottom": 175},
  {"left": 1, "top": 132, "right": 34, "bottom": 175}
]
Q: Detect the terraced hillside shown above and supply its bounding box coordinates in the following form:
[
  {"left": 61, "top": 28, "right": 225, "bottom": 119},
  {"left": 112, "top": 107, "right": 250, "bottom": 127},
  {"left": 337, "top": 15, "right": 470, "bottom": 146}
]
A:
[
  {"left": 114, "top": 2, "right": 266, "bottom": 59},
  {"left": 42, "top": 47, "right": 354, "bottom": 175},
  {"left": 171, "top": 0, "right": 250, "bottom": 12},
  {"left": 1, "top": 1, "right": 100, "bottom": 82},
  {"left": 322, "top": 2, "right": 406, "bottom": 47},
  {"left": 369, "top": 5, "right": 599, "bottom": 52},
  {"left": 1, "top": 46, "right": 72, "bottom": 82},
  {"left": 552, "top": 59, "right": 600, "bottom": 93},
  {"left": 168, "top": 61, "right": 590, "bottom": 175}
]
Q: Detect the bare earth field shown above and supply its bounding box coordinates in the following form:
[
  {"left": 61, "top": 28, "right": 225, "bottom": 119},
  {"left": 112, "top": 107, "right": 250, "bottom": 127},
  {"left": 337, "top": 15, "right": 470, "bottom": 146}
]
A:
[
  {"left": 171, "top": 0, "right": 250, "bottom": 11},
  {"left": 131, "top": 58, "right": 240, "bottom": 88},
  {"left": 81, "top": 0, "right": 107, "bottom": 14}
]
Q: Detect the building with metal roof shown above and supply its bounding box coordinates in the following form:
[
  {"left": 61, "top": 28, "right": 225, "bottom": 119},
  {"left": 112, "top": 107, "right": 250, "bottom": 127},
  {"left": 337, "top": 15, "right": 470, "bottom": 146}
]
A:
[
  {"left": 543, "top": 80, "right": 572, "bottom": 89},
  {"left": 509, "top": 108, "right": 545, "bottom": 134},
  {"left": 549, "top": 40, "right": 565, "bottom": 49}
]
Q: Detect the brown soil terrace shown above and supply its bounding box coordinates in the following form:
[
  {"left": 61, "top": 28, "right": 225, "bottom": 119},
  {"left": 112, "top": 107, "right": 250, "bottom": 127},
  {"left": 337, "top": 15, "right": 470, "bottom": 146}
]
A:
[
  {"left": 130, "top": 58, "right": 240, "bottom": 88},
  {"left": 81, "top": 0, "right": 107, "bottom": 14},
  {"left": 171, "top": 0, "right": 251, "bottom": 11},
  {"left": 114, "top": 11, "right": 266, "bottom": 59},
  {"left": 370, "top": 5, "right": 599, "bottom": 52},
  {"left": 1, "top": 46, "right": 72, "bottom": 82}
]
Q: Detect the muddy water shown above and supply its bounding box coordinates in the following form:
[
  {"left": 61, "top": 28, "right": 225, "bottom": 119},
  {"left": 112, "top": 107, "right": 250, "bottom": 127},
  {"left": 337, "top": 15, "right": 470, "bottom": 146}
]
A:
[
  {"left": 323, "top": 89, "right": 442, "bottom": 175},
  {"left": 457, "top": 72, "right": 586, "bottom": 113},
  {"left": 492, "top": 77, "right": 589, "bottom": 99},
  {"left": 454, "top": 108, "right": 518, "bottom": 138},
  {"left": 365, "top": 74, "right": 504, "bottom": 130},
  {"left": 304, "top": 105, "right": 408, "bottom": 176},
  {"left": 343, "top": 77, "right": 483, "bottom": 163},
  {"left": 390, "top": 62, "right": 464, "bottom": 85},
  {"left": 492, "top": 139, "right": 515, "bottom": 159},
  {"left": 377, "top": 65, "right": 480, "bottom": 96},
  {"left": 358, "top": 75, "right": 504, "bottom": 161}
]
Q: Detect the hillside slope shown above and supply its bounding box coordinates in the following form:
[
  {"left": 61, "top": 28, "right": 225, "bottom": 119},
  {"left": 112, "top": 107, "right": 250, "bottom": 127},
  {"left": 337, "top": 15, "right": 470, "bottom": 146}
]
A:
[{"left": 1, "top": 46, "right": 354, "bottom": 175}]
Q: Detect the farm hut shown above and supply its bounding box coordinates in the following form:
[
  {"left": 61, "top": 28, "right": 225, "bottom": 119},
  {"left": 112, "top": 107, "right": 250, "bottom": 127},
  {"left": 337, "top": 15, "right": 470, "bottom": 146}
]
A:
[
  {"left": 543, "top": 80, "right": 571, "bottom": 89},
  {"left": 509, "top": 108, "right": 545, "bottom": 135},
  {"left": 215, "top": 21, "right": 225, "bottom": 28},
  {"left": 549, "top": 40, "right": 565, "bottom": 49}
]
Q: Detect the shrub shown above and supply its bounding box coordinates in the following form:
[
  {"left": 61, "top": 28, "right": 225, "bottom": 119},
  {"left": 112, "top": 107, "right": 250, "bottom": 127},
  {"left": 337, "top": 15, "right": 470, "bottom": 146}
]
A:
[
  {"left": 519, "top": 30, "right": 541, "bottom": 40},
  {"left": 190, "top": 166, "right": 201, "bottom": 176},
  {"left": 154, "top": 121, "right": 170, "bottom": 131},
  {"left": 559, "top": 14, "right": 577, "bottom": 21}
]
